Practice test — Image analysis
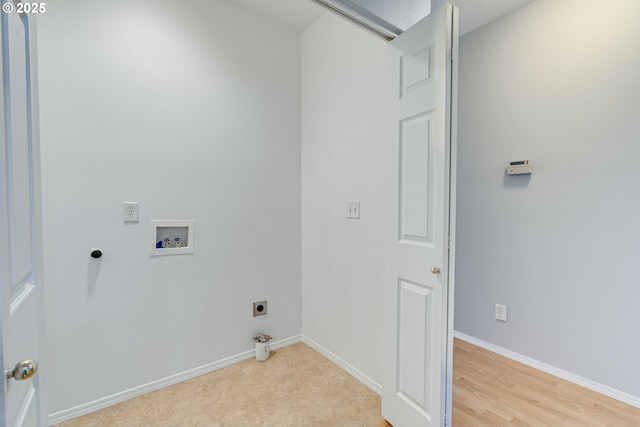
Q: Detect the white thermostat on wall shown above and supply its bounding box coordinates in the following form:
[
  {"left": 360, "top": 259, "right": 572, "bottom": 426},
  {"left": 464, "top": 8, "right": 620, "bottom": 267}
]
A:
[{"left": 506, "top": 160, "right": 533, "bottom": 175}]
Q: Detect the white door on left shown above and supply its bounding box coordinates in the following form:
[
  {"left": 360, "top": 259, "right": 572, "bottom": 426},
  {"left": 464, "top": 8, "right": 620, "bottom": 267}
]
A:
[{"left": 0, "top": 1, "right": 45, "bottom": 426}]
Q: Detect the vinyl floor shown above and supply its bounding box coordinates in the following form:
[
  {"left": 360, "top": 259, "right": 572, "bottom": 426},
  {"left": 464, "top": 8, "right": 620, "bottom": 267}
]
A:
[{"left": 55, "top": 342, "right": 384, "bottom": 427}]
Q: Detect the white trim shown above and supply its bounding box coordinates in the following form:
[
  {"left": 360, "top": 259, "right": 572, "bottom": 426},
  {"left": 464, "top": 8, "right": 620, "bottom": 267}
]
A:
[
  {"left": 301, "top": 335, "right": 382, "bottom": 395},
  {"left": 15, "top": 384, "right": 36, "bottom": 427},
  {"left": 9, "top": 282, "right": 35, "bottom": 316},
  {"left": 444, "top": 5, "right": 460, "bottom": 427},
  {"left": 48, "top": 335, "right": 302, "bottom": 425},
  {"left": 454, "top": 331, "right": 640, "bottom": 409}
]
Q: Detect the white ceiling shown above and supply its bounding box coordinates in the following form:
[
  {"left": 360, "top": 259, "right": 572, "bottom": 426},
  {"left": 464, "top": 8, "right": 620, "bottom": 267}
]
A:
[
  {"left": 226, "top": 0, "right": 326, "bottom": 33},
  {"left": 449, "top": 0, "right": 535, "bottom": 35},
  {"left": 226, "top": 0, "right": 535, "bottom": 36}
]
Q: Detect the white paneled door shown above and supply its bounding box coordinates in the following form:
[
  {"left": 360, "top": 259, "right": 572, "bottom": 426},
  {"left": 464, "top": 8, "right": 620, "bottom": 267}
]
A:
[
  {"left": 0, "top": 2, "right": 45, "bottom": 426},
  {"left": 383, "top": 3, "right": 457, "bottom": 427}
]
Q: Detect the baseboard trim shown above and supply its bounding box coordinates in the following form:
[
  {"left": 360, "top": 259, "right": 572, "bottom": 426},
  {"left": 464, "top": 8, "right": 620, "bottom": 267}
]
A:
[
  {"left": 454, "top": 331, "right": 640, "bottom": 409},
  {"left": 48, "top": 334, "right": 303, "bottom": 425},
  {"left": 301, "top": 335, "right": 382, "bottom": 395}
]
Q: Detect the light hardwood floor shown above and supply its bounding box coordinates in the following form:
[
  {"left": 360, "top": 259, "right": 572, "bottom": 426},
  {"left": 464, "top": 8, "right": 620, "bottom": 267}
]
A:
[
  {"left": 453, "top": 339, "right": 640, "bottom": 426},
  {"left": 56, "top": 339, "right": 640, "bottom": 426},
  {"left": 381, "top": 338, "right": 640, "bottom": 427}
]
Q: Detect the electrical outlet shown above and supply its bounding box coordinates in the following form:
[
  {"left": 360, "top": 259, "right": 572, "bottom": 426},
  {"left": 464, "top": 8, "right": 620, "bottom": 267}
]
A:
[
  {"left": 495, "top": 304, "right": 507, "bottom": 322},
  {"left": 346, "top": 200, "right": 360, "bottom": 219},
  {"left": 123, "top": 202, "right": 139, "bottom": 222},
  {"left": 253, "top": 300, "right": 267, "bottom": 317}
]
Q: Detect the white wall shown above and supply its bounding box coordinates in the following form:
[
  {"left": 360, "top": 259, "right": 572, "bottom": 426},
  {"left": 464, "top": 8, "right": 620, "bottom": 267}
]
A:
[
  {"left": 39, "top": 0, "right": 640, "bottom": 417},
  {"left": 301, "top": 14, "right": 387, "bottom": 388},
  {"left": 455, "top": 0, "right": 640, "bottom": 398},
  {"left": 38, "top": 0, "right": 301, "bottom": 415}
]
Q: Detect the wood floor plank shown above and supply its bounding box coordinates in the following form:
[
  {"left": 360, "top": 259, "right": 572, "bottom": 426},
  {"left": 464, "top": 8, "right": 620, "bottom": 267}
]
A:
[{"left": 452, "top": 338, "right": 640, "bottom": 427}]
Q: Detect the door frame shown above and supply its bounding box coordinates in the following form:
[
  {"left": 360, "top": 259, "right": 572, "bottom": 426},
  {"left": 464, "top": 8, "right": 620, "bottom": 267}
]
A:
[{"left": 444, "top": 5, "right": 459, "bottom": 425}]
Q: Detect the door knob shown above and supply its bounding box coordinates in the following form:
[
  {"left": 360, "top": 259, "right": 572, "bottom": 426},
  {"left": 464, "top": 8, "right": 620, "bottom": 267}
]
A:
[
  {"left": 431, "top": 267, "right": 440, "bottom": 274},
  {"left": 5, "top": 360, "right": 38, "bottom": 381}
]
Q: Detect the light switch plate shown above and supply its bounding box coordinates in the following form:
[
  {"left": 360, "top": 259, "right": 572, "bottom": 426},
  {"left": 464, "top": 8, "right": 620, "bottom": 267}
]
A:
[{"left": 346, "top": 200, "right": 360, "bottom": 219}]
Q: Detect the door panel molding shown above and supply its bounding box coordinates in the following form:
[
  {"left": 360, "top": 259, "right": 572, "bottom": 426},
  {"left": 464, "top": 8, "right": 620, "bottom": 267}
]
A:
[
  {"left": 399, "top": 110, "right": 435, "bottom": 247},
  {"left": 400, "top": 44, "right": 434, "bottom": 98}
]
